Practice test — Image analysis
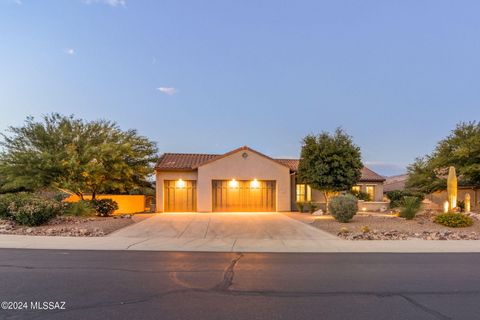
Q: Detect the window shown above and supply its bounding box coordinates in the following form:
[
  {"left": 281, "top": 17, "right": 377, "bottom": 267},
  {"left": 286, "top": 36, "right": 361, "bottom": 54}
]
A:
[
  {"left": 351, "top": 186, "right": 360, "bottom": 193},
  {"left": 365, "top": 186, "right": 375, "bottom": 201},
  {"left": 296, "top": 184, "right": 312, "bottom": 202}
]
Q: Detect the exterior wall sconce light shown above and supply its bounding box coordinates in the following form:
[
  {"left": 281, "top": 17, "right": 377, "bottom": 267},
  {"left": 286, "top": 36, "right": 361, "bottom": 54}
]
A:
[
  {"left": 176, "top": 179, "right": 186, "bottom": 188},
  {"left": 229, "top": 179, "right": 239, "bottom": 188},
  {"left": 250, "top": 179, "right": 260, "bottom": 188}
]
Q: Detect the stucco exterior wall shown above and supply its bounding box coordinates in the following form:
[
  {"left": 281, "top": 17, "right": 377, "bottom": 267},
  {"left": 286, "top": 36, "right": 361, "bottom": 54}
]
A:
[
  {"left": 64, "top": 194, "right": 146, "bottom": 215},
  {"left": 426, "top": 188, "right": 480, "bottom": 210},
  {"left": 197, "top": 150, "right": 291, "bottom": 212},
  {"left": 357, "top": 182, "right": 384, "bottom": 201},
  {"left": 155, "top": 170, "right": 198, "bottom": 212}
]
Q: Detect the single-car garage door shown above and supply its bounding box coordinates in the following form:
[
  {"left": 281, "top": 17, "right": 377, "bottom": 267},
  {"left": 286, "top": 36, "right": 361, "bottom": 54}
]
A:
[
  {"left": 212, "top": 180, "right": 276, "bottom": 212},
  {"left": 164, "top": 180, "right": 196, "bottom": 212}
]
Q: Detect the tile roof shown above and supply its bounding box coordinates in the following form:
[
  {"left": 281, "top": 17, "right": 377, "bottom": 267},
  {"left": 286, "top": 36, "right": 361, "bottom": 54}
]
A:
[
  {"left": 156, "top": 152, "right": 385, "bottom": 182},
  {"left": 155, "top": 153, "right": 219, "bottom": 170},
  {"left": 360, "top": 166, "right": 386, "bottom": 182}
]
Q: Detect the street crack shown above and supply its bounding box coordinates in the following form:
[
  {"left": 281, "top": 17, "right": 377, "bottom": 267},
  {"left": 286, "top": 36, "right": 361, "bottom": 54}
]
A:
[{"left": 213, "top": 253, "right": 244, "bottom": 291}]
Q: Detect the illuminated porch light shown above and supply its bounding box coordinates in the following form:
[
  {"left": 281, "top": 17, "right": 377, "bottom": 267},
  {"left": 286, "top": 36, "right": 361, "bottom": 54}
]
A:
[
  {"left": 229, "top": 179, "right": 239, "bottom": 188},
  {"left": 362, "top": 207, "right": 367, "bottom": 212},
  {"left": 176, "top": 179, "right": 186, "bottom": 188},
  {"left": 250, "top": 179, "right": 260, "bottom": 188}
]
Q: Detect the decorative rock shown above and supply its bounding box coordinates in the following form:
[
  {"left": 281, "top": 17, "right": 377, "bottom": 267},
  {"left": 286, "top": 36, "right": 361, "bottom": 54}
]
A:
[{"left": 337, "top": 229, "right": 479, "bottom": 241}]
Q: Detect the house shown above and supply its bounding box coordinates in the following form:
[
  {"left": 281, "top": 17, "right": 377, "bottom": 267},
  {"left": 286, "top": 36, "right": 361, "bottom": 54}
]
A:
[{"left": 155, "top": 146, "right": 385, "bottom": 212}]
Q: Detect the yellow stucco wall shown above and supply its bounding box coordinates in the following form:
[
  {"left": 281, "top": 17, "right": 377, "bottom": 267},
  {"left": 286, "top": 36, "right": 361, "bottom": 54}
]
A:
[{"left": 64, "top": 194, "right": 146, "bottom": 215}]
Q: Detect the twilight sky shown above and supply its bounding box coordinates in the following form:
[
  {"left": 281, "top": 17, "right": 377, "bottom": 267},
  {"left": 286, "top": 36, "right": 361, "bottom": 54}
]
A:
[{"left": 1, "top": 0, "right": 479, "bottom": 176}]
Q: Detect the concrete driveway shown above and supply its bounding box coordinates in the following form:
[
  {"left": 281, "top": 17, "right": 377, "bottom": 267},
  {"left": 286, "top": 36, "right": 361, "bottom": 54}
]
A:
[{"left": 110, "top": 212, "right": 337, "bottom": 241}]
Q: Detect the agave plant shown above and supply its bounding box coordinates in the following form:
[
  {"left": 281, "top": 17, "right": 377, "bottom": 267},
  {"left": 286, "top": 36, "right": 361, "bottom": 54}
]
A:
[{"left": 400, "top": 196, "right": 422, "bottom": 220}]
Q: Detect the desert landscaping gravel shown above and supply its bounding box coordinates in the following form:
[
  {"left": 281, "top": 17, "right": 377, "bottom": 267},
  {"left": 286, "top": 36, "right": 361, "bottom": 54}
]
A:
[
  {"left": 0, "top": 214, "right": 152, "bottom": 237},
  {"left": 310, "top": 212, "right": 480, "bottom": 240}
]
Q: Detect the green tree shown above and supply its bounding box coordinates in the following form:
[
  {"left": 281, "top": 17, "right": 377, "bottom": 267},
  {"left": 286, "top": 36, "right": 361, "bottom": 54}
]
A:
[
  {"left": 0, "top": 114, "right": 158, "bottom": 199},
  {"left": 297, "top": 128, "right": 363, "bottom": 211},
  {"left": 406, "top": 121, "right": 480, "bottom": 193}
]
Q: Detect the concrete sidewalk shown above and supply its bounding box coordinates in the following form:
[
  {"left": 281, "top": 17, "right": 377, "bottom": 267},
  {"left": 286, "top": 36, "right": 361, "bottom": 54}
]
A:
[
  {"left": 2, "top": 234, "right": 480, "bottom": 252},
  {"left": 2, "top": 212, "right": 480, "bottom": 252}
]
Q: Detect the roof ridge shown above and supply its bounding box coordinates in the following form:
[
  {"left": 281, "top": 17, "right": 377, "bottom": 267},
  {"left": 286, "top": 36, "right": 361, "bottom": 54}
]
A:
[{"left": 160, "top": 152, "right": 220, "bottom": 156}]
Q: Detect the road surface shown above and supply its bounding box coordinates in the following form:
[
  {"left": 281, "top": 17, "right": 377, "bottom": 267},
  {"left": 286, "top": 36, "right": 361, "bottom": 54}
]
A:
[{"left": 1, "top": 249, "right": 479, "bottom": 319}]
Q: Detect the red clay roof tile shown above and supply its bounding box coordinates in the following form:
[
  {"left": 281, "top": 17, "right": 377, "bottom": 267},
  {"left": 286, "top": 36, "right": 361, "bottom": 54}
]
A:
[{"left": 156, "top": 153, "right": 385, "bottom": 182}]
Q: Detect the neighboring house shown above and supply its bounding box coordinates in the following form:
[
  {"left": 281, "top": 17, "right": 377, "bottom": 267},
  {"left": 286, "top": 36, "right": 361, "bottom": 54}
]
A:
[{"left": 155, "top": 146, "right": 385, "bottom": 212}]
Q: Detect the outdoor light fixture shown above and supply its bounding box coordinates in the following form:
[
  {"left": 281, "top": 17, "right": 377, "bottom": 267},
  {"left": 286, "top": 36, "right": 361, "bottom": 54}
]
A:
[
  {"left": 444, "top": 201, "right": 449, "bottom": 213},
  {"left": 176, "top": 179, "right": 186, "bottom": 188},
  {"left": 229, "top": 179, "right": 239, "bottom": 188},
  {"left": 250, "top": 179, "right": 260, "bottom": 188},
  {"left": 362, "top": 207, "right": 367, "bottom": 212}
]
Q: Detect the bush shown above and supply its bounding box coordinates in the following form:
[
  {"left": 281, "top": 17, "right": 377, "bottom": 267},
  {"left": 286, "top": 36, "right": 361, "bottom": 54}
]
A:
[
  {"left": 387, "top": 190, "right": 424, "bottom": 208},
  {"left": 350, "top": 190, "right": 371, "bottom": 201},
  {"left": 0, "top": 193, "right": 19, "bottom": 219},
  {"left": 65, "top": 201, "right": 95, "bottom": 216},
  {"left": 296, "top": 202, "right": 305, "bottom": 212},
  {"left": 307, "top": 201, "right": 318, "bottom": 213},
  {"left": 399, "top": 196, "right": 422, "bottom": 220},
  {"left": 434, "top": 213, "right": 473, "bottom": 228},
  {"left": 91, "top": 199, "right": 118, "bottom": 217},
  {"left": 0, "top": 192, "right": 61, "bottom": 226},
  {"left": 457, "top": 200, "right": 465, "bottom": 213},
  {"left": 328, "top": 195, "right": 358, "bottom": 223}
]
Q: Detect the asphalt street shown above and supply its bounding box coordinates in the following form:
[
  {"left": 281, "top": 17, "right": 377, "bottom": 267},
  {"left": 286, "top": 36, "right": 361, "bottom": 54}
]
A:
[{"left": 1, "top": 249, "right": 479, "bottom": 320}]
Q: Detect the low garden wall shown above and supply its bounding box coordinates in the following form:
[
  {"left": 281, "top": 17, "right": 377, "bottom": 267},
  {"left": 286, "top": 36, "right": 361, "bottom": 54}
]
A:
[
  {"left": 64, "top": 194, "right": 147, "bottom": 215},
  {"left": 357, "top": 200, "right": 389, "bottom": 212}
]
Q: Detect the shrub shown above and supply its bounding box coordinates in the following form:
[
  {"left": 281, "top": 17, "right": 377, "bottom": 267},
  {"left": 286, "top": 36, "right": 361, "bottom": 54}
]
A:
[
  {"left": 328, "top": 194, "right": 357, "bottom": 223},
  {"left": 434, "top": 213, "right": 473, "bottom": 228},
  {"left": 457, "top": 200, "right": 465, "bottom": 213},
  {"left": 296, "top": 202, "right": 305, "bottom": 213},
  {"left": 350, "top": 190, "right": 371, "bottom": 201},
  {"left": 307, "top": 201, "right": 318, "bottom": 213},
  {"left": 0, "top": 193, "right": 19, "bottom": 219},
  {"left": 0, "top": 193, "right": 61, "bottom": 226},
  {"left": 387, "top": 190, "right": 424, "bottom": 208},
  {"left": 91, "top": 199, "right": 118, "bottom": 217},
  {"left": 399, "top": 196, "right": 422, "bottom": 220},
  {"left": 65, "top": 201, "right": 95, "bottom": 216}
]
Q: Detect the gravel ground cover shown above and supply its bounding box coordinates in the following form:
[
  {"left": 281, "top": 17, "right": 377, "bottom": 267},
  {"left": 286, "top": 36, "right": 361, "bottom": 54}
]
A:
[
  {"left": 308, "top": 211, "right": 480, "bottom": 240},
  {"left": 0, "top": 214, "right": 153, "bottom": 237}
]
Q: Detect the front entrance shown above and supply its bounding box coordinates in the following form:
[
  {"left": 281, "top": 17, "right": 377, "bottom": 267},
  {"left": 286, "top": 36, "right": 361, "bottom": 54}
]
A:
[
  {"left": 164, "top": 180, "right": 196, "bottom": 212},
  {"left": 212, "top": 180, "right": 276, "bottom": 212}
]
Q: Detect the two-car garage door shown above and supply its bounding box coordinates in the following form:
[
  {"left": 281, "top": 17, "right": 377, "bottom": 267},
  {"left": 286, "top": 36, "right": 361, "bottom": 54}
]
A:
[
  {"left": 212, "top": 180, "right": 276, "bottom": 212},
  {"left": 164, "top": 179, "right": 276, "bottom": 212}
]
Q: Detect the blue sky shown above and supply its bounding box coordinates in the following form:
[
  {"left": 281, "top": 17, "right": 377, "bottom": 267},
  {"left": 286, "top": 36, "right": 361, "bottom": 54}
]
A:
[{"left": 1, "top": 0, "right": 479, "bottom": 176}]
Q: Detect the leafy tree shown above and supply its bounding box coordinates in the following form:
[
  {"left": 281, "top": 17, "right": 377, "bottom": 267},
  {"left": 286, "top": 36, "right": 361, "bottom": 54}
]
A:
[
  {"left": 297, "top": 128, "right": 363, "bottom": 211},
  {"left": 405, "top": 157, "right": 445, "bottom": 194},
  {"left": 406, "top": 121, "right": 480, "bottom": 193},
  {"left": 0, "top": 114, "right": 158, "bottom": 199}
]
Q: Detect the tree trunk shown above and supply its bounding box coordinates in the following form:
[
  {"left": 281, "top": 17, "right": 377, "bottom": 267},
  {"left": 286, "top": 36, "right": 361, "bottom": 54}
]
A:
[
  {"left": 323, "top": 191, "right": 329, "bottom": 213},
  {"left": 91, "top": 191, "right": 96, "bottom": 201}
]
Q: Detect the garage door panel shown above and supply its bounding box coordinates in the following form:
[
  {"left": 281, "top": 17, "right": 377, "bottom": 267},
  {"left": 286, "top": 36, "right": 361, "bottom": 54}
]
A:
[
  {"left": 164, "top": 180, "right": 196, "bottom": 212},
  {"left": 212, "top": 180, "right": 275, "bottom": 212}
]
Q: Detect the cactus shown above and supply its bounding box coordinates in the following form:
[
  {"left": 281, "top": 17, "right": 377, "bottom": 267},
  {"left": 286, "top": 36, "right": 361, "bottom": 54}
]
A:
[
  {"left": 465, "top": 193, "right": 471, "bottom": 213},
  {"left": 447, "top": 166, "right": 457, "bottom": 211}
]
